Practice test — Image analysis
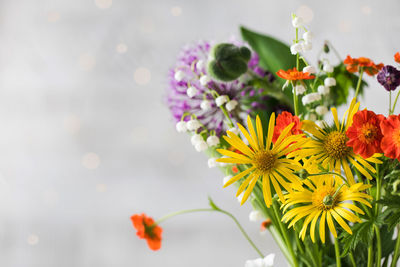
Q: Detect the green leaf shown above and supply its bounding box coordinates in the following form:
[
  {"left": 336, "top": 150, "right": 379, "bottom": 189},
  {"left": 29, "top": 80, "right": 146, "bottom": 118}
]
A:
[
  {"left": 240, "top": 26, "right": 297, "bottom": 79},
  {"left": 208, "top": 196, "right": 220, "bottom": 211},
  {"left": 340, "top": 220, "right": 374, "bottom": 256},
  {"left": 378, "top": 194, "right": 400, "bottom": 230}
]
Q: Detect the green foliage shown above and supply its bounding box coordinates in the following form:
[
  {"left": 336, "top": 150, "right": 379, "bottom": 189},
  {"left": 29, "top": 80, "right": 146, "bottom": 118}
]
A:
[
  {"left": 240, "top": 26, "right": 305, "bottom": 113},
  {"left": 207, "top": 43, "right": 251, "bottom": 81},
  {"left": 340, "top": 213, "right": 383, "bottom": 256},
  {"left": 378, "top": 194, "right": 400, "bottom": 231}
]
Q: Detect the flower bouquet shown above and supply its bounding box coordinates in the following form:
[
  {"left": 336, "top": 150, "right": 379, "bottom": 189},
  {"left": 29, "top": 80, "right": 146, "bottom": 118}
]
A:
[{"left": 131, "top": 13, "right": 400, "bottom": 267}]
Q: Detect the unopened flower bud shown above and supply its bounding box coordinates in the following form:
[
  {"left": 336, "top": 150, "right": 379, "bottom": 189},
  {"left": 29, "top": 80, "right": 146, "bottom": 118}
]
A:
[
  {"left": 290, "top": 43, "right": 303, "bottom": 55},
  {"left": 303, "top": 66, "right": 316, "bottom": 74},
  {"left": 215, "top": 95, "right": 229, "bottom": 107},
  {"left": 249, "top": 210, "right": 264, "bottom": 222},
  {"left": 208, "top": 157, "right": 218, "bottom": 168},
  {"left": 303, "top": 31, "right": 314, "bottom": 42},
  {"left": 187, "top": 119, "right": 201, "bottom": 131},
  {"left": 207, "top": 135, "right": 220, "bottom": 147},
  {"left": 196, "top": 60, "right": 205, "bottom": 71},
  {"left": 324, "top": 77, "right": 336, "bottom": 87},
  {"left": 292, "top": 16, "right": 304, "bottom": 28},
  {"left": 195, "top": 140, "right": 208, "bottom": 152},
  {"left": 186, "top": 86, "right": 198, "bottom": 98},
  {"left": 297, "top": 169, "right": 309, "bottom": 179},
  {"left": 316, "top": 105, "right": 328, "bottom": 116},
  {"left": 323, "top": 64, "right": 334, "bottom": 73},
  {"left": 226, "top": 100, "right": 238, "bottom": 111},
  {"left": 318, "top": 85, "right": 330, "bottom": 95},
  {"left": 295, "top": 84, "right": 306, "bottom": 95},
  {"left": 200, "top": 99, "right": 212, "bottom": 111},
  {"left": 199, "top": 75, "right": 211, "bottom": 86},
  {"left": 174, "top": 70, "right": 185, "bottom": 81},
  {"left": 191, "top": 134, "right": 204, "bottom": 145},
  {"left": 175, "top": 121, "right": 187, "bottom": 133}
]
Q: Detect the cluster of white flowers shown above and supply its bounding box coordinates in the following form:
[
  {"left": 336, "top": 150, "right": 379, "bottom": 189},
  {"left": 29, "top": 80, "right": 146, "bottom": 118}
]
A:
[
  {"left": 302, "top": 92, "right": 322, "bottom": 105},
  {"left": 295, "top": 84, "right": 306, "bottom": 95},
  {"left": 215, "top": 94, "right": 238, "bottom": 112},
  {"left": 290, "top": 15, "right": 313, "bottom": 55},
  {"left": 324, "top": 77, "right": 336, "bottom": 87},
  {"left": 176, "top": 118, "right": 221, "bottom": 152},
  {"left": 317, "top": 85, "right": 330, "bottom": 95},
  {"left": 245, "top": 254, "right": 275, "bottom": 267}
]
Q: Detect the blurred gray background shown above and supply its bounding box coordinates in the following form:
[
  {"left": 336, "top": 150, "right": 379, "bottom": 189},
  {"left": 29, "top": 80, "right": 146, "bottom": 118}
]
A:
[{"left": 0, "top": 0, "right": 399, "bottom": 266}]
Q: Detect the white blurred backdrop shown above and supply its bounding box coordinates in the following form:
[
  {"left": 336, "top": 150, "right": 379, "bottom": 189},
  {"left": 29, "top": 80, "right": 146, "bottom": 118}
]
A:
[{"left": 0, "top": 0, "right": 399, "bottom": 266}]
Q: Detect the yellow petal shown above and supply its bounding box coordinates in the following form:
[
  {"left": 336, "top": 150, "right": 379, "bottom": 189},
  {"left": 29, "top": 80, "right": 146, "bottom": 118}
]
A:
[
  {"left": 237, "top": 123, "right": 258, "bottom": 151},
  {"left": 223, "top": 166, "right": 255, "bottom": 187},
  {"left": 240, "top": 176, "right": 258, "bottom": 205},
  {"left": 331, "top": 209, "right": 352, "bottom": 234},
  {"left": 310, "top": 210, "right": 321, "bottom": 243},
  {"left": 223, "top": 134, "right": 254, "bottom": 157},
  {"left": 216, "top": 149, "right": 251, "bottom": 161},
  {"left": 262, "top": 174, "right": 272, "bottom": 207},
  {"left": 247, "top": 116, "right": 259, "bottom": 150},
  {"left": 256, "top": 116, "right": 264, "bottom": 149},
  {"left": 265, "top": 113, "right": 275, "bottom": 150},
  {"left": 326, "top": 211, "right": 337, "bottom": 238},
  {"left": 331, "top": 108, "right": 340, "bottom": 130},
  {"left": 319, "top": 211, "right": 327, "bottom": 243}
]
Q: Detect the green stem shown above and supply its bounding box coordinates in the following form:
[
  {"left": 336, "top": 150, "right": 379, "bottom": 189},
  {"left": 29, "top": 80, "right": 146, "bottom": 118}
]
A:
[
  {"left": 389, "top": 91, "right": 392, "bottom": 116},
  {"left": 335, "top": 238, "right": 341, "bottom": 267},
  {"left": 293, "top": 83, "right": 299, "bottom": 116},
  {"left": 155, "top": 208, "right": 264, "bottom": 258},
  {"left": 374, "top": 225, "right": 382, "bottom": 267},
  {"left": 354, "top": 68, "right": 364, "bottom": 99},
  {"left": 349, "top": 251, "right": 357, "bottom": 267},
  {"left": 368, "top": 243, "right": 374, "bottom": 267},
  {"left": 391, "top": 89, "right": 400, "bottom": 115},
  {"left": 272, "top": 202, "right": 299, "bottom": 267},
  {"left": 391, "top": 225, "right": 400, "bottom": 267}
]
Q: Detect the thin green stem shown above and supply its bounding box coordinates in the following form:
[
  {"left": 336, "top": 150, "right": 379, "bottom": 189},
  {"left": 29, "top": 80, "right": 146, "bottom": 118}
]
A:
[
  {"left": 354, "top": 68, "right": 364, "bottom": 99},
  {"left": 334, "top": 238, "right": 341, "bottom": 267},
  {"left": 391, "top": 90, "right": 400, "bottom": 115},
  {"left": 374, "top": 225, "right": 382, "bottom": 267},
  {"left": 389, "top": 91, "right": 392, "bottom": 116},
  {"left": 349, "top": 251, "right": 357, "bottom": 267},
  {"left": 293, "top": 83, "right": 299, "bottom": 116},
  {"left": 368, "top": 243, "right": 374, "bottom": 267},
  {"left": 391, "top": 225, "right": 400, "bottom": 267},
  {"left": 272, "top": 202, "right": 299, "bottom": 267},
  {"left": 155, "top": 208, "right": 264, "bottom": 258}
]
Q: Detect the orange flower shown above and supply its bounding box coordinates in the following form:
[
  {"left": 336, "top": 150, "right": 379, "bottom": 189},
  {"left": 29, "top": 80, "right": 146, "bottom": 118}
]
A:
[
  {"left": 260, "top": 219, "right": 272, "bottom": 231},
  {"left": 276, "top": 67, "right": 315, "bottom": 81},
  {"left": 232, "top": 165, "right": 239, "bottom": 173},
  {"left": 380, "top": 115, "right": 400, "bottom": 161},
  {"left": 346, "top": 109, "right": 384, "bottom": 158},
  {"left": 131, "top": 213, "right": 162, "bottom": 251},
  {"left": 343, "top": 55, "right": 384, "bottom": 76},
  {"left": 395, "top": 52, "right": 400, "bottom": 64},
  {"left": 272, "top": 111, "right": 303, "bottom": 143}
]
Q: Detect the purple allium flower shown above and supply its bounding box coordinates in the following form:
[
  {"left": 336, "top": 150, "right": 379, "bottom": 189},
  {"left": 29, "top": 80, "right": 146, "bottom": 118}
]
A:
[
  {"left": 377, "top": 65, "right": 400, "bottom": 91},
  {"left": 166, "top": 41, "right": 270, "bottom": 136}
]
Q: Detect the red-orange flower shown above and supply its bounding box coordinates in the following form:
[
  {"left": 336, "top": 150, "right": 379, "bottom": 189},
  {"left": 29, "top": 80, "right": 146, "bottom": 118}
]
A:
[
  {"left": 380, "top": 115, "right": 400, "bottom": 161},
  {"left": 343, "top": 55, "right": 384, "bottom": 76},
  {"left": 276, "top": 67, "right": 315, "bottom": 81},
  {"left": 131, "top": 213, "right": 162, "bottom": 251},
  {"left": 346, "top": 109, "right": 384, "bottom": 158},
  {"left": 395, "top": 52, "right": 400, "bottom": 64},
  {"left": 232, "top": 165, "right": 239, "bottom": 173},
  {"left": 272, "top": 111, "right": 303, "bottom": 143}
]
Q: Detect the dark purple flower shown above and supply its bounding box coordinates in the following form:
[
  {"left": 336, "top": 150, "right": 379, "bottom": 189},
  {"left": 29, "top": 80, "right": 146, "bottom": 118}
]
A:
[{"left": 377, "top": 65, "right": 400, "bottom": 91}]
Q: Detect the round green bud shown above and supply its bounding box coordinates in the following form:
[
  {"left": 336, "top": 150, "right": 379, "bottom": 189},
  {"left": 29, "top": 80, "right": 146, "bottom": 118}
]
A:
[
  {"left": 323, "top": 195, "right": 333, "bottom": 206},
  {"left": 207, "top": 43, "right": 251, "bottom": 82}
]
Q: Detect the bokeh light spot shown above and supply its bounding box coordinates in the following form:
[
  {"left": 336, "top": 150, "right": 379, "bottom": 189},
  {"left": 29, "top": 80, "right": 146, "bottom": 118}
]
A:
[
  {"left": 82, "top": 153, "right": 101, "bottom": 170},
  {"left": 296, "top": 5, "right": 314, "bottom": 23},
  {"left": 134, "top": 67, "right": 151, "bottom": 85},
  {"left": 95, "top": 0, "right": 112, "bottom": 9},
  {"left": 171, "top": 6, "right": 182, "bottom": 17}
]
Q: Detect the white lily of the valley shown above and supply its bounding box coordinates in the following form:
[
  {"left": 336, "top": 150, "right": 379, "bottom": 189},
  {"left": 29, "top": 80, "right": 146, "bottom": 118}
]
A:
[
  {"left": 175, "top": 121, "right": 187, "bottom": 133},
  {"left": 174, "top": 70, "right": 185, "bottom": 81},
  {"left": 245, "top": 253, "right": 275, "bottom": 267}
]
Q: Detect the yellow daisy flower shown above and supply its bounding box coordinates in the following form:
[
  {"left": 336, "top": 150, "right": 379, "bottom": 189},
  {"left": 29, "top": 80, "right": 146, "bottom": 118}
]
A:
[
  {"left": 216, "top": 114, "right": 307, "bottom": 207},
  {"left": 288, "top": 98, "right": 382, "bottom": 185},
  {"left": 282, "top": 176, "right": 372, "bottom": 243}
]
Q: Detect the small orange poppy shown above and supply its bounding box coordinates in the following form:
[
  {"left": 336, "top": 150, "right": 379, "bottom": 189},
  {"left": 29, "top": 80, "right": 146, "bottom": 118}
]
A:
[
  {"left": 343, "top": 55, "right": 384, "bottom": 76},
  {"left": 131, "top": 213, "right": 163, "bottom": 251},
  {"left": 395, "top": 52, "right": 400, "bottom": 64},
  {"left": 276, "top": 67, "right": 315, "bottom": 81}
]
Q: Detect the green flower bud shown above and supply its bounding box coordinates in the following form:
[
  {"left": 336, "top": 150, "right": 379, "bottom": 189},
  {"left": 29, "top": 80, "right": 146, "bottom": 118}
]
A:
[
  {"left": 297, "top": 169, "right": 309, "bottom": 179},
  {"left": 323, "top": 42, "right": 330, "bottom": 53},
  {"left": 207, "top": 43, "right": 251, "bottom": 82}
]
